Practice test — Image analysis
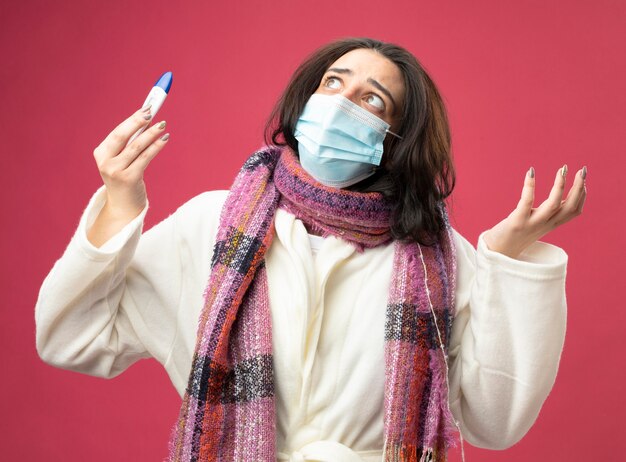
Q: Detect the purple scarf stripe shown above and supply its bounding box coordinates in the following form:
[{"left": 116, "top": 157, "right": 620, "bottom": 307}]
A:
[{"left": 274, "top": 149, "right": 393, "bottom": 250}]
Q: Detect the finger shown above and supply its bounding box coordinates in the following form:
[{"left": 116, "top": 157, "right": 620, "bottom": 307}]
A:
[
  {"left": 124, "top": 132, "right": 170, "bottom": 176},
  {"left": 545, "top": 186, "right": 587, "bottom": 229},
  {"left": 566, "top": 167, "right": 587, "bottom": 208},
  {"left": 575, "top": 167, "right": 588, "bottom": 213},
  {"left": 515, "top": 167, "right": 536, "bottom": 216},
  {"left": 577, "top": 185, "right": 587, "bottom": 214},
  {"left": 93, "top": 107, "right": 153, "bottom": 162},
  {"left": 116, "top": 120, "right": 168, "bottom": 170},
  {"left": 533, "top": 165, "right": 568, "bottom": 221},
  {"left": 548, "top": 167, "right": 586, "bottom": 225}
]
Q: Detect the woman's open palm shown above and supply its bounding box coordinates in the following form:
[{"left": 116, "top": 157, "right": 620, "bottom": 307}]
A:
[{"left": 484, "top": 165, "right": 587, "bottom": 259}]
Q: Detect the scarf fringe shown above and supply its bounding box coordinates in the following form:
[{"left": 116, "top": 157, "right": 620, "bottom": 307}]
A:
[
  {"left": 382, "top": 444, "right": 446, "bottom": 462},
  {"left": 428, "top": 350, "right": 458, "bottom": 448}
]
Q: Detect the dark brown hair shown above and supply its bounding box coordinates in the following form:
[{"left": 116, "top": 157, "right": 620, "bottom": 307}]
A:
[{"left": 265, "top": 37, "right": 455, "bottom": 244}]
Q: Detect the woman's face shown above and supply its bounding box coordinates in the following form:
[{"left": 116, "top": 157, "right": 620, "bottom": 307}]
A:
[{"left": 314, "top": 48, "right": 405, "bottom": 133}]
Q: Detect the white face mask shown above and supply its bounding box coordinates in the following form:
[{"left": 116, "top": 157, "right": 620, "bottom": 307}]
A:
[{"left": 294, "top": 94, "right": 402, "bottom": 188}]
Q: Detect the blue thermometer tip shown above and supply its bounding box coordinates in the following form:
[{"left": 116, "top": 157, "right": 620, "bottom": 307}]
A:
[{"left": 154, "top": 71, "right": 173, "bottom": 93}]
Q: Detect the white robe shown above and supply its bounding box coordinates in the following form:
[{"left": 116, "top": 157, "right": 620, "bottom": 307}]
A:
[{"left": 35, "top": 187, "right": 568, "bottom": 460}]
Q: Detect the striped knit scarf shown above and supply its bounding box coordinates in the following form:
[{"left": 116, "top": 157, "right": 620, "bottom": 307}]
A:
[{"left": 168, "top": 147, "right": 457, "bottom": 461}]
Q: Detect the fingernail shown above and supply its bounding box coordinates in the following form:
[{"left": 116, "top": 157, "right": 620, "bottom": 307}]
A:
[
  {"left": 141, "top": 105, "right": 152, "bottom": 113},
  {"left": 528, "top": 167, "right": 535, "bottom": 178},
  {"left": 582, "top": 166, "right": 587, "bottom": 179},
  {"left": 561, "top": 164, "right": 568, "bottom": 178},
  {"left": 158, "top": 121, "right": 166, "bottom": 130},
  {"left": 143, "top": 113, "right": 152, "bottom": 120},
  {"left": 160, "top": 133, "right": 170, "bottom": 141}
]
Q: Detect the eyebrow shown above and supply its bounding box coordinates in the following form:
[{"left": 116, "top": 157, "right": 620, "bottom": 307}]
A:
[{"left": 326, "top": 67, "right": 397, "bottom": 111}]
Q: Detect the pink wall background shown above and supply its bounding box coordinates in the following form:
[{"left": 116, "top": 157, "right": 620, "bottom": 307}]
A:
[{"left": 2, "top": 0, "right": 624, "bottom": 460}]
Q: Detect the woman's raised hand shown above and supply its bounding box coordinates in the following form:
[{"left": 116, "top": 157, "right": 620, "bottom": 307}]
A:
[
  {"left": 87, "top": 107, "right": 170, "bottom": 247},
  {"left": 482, "top": 165, "right": 587, "bottom": 259}
]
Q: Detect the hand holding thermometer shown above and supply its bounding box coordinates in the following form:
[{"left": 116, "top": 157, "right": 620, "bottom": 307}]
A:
[
  {"left": 127, "top": 71, "right": 173, "bottom": 145},
  {"left": 88, "top": 72, "right": 174, "bottom": 247}
]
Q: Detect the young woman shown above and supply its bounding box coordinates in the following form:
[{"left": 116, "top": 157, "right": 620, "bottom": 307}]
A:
[{"left": 36, "top": 38, "right": 586, "bottom": 461}]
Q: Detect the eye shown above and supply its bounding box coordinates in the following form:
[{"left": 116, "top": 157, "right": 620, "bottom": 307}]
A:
[
  {"left": 323, "top": 76, "right": 342, "bottom": 90},
  {"left": 365, "top": 94, "right": 385, "bottom": 111}
]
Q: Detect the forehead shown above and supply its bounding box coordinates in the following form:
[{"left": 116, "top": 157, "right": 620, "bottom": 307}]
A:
[{"left": 327, "top": 49, "right": 405, "bottom": 98}]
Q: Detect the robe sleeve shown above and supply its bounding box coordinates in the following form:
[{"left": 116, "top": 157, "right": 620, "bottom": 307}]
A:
[
  {"left": 448, "top": 229, "right": 568, "bottom": 449},
  {"left": 35, "top": 187, "right": 225, "bottom": 391}
]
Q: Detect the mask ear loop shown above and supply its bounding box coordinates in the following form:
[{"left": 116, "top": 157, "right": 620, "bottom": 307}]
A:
[
  {"left": 382, "top": 129, "right": 402, "bottom": 162},
  {"left": 417, "top": 243, "right": 467, "bottom": 462},
  {"left": 386, "top": 129, "right": 403, "bottom": 140}
]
